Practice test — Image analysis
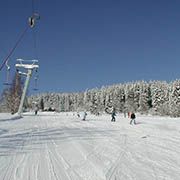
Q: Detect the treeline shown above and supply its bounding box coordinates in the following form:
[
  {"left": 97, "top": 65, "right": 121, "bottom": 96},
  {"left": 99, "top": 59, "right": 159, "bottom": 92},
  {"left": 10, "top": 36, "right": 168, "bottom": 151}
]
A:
[{"left": 27, "top": 80, "right": 180, "bottom": 117}]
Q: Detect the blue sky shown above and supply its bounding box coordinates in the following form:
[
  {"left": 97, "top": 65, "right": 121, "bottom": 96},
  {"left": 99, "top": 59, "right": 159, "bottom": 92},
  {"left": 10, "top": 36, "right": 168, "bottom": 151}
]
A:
[{"left": 1, "top": 0, "right": 180, "bottom": 94}]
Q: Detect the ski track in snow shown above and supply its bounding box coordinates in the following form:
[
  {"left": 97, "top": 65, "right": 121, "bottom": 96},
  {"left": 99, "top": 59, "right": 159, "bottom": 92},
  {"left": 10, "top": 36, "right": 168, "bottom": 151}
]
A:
[{"left": 0, "top": 112, "right": 180, "bottom": 180}]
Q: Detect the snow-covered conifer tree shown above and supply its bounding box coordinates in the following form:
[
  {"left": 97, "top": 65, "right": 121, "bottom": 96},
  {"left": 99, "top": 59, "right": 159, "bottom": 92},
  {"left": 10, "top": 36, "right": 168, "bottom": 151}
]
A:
[
  {"left": 138, "top": 81, "right": 151, "bottom": 114},
  {"left": 104, "top": 87, "right": 113, "bottom": 114},
  {"left": 169, "top": 80, "right": 180, "bottom": 117},
  {"left": 124, "top": 83, "right": 136, "bottom": 112},
  {"left": 150, "top": 81, "right": 169, "bottom": 115},
  {"left": 133, "top": 82, "right": 141, "bottom": 111}
]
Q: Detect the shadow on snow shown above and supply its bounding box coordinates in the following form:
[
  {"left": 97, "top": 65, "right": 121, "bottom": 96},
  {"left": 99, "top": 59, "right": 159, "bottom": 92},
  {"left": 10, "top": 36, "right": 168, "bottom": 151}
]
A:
[{"left": 0, "top": 125, "right": 119, "bottom": 156}]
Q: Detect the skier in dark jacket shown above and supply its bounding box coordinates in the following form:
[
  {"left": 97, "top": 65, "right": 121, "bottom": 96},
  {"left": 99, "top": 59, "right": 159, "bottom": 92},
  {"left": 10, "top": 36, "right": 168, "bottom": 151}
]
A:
[
  {"left": 34, "top": 105, "right": 39, "bottom": 115},
  {"left": 111, "top": 110, "right": 116, "bottom": 122},
  {"left": 130, "top": 112, "right": 136, "bottom": 125},
  {"left": 82, "top": 112, "right": 87, "bottom": 121}
]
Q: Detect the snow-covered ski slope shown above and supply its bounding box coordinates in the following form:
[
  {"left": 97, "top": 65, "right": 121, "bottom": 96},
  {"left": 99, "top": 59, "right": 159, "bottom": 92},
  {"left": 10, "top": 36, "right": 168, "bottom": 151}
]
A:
[{"left": 0, "top": 112, "right": 180, "bottom": 180}]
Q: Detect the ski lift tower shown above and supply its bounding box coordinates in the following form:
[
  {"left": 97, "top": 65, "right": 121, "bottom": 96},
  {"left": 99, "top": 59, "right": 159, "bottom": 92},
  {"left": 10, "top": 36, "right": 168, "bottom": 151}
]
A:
[{"left": 14, "top": 59, "right": 39, "bottom": 118}]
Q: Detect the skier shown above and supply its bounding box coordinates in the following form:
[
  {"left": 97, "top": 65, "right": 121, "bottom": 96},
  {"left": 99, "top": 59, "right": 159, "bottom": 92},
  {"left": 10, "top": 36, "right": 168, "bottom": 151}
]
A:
[
  {"left": 34, "top": 105, "right": 39, "bottom": 115},
  {"left": 77, "top": 112, "right": 80, "bottom": 118},
  {"left": 130, "top": 112, "right": 136, "bottom": 125},
  {"left": 111, "top": 109, "right": 116, "bottom": 122},
  {"left": 82, "top": 112, "right": 87, "bottom": 121},
  {"left": 128, "top": 112, "right": 131, "bottom": 118}
]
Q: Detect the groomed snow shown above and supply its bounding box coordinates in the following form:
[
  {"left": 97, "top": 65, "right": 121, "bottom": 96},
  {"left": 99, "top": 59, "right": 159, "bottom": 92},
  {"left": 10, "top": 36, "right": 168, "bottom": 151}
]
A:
[{"left": 0, "top": 112, "right": 180, "bottom": 180}]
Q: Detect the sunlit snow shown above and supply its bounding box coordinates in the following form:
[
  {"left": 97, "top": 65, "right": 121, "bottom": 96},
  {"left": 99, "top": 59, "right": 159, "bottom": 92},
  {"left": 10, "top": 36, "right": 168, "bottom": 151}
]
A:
[{"left": 0, "top": 112, "right": 180, "bottom": 180}]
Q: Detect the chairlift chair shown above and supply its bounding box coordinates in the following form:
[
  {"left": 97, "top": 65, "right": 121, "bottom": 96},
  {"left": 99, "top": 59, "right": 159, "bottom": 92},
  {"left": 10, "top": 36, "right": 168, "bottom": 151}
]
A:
[
  {"left": 33, "top": 76, "right": 39, "bottom": 91},
  {"left": 29, "top": 13, "right": 40, "bottom": 28},
  {"left": 33, "top": 68, "right": 39, "bottom": 91},
  {"left": 3, "top": 60, "right": 11, "bottom": 86}
]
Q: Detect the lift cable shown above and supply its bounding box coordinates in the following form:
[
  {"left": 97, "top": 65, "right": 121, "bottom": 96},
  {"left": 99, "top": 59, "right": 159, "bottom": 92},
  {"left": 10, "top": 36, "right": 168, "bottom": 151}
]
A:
[
  {"left": 0, "top": 26, "right": 29, "bottom": 71},
  {"left": 0, "top": 12, "right": 40, "bottom": 72}
]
